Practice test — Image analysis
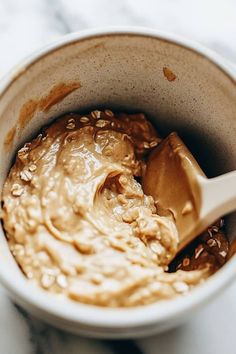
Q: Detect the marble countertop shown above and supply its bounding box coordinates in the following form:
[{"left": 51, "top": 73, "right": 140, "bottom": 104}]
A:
[{"left": 0, "top": 0, "right": 236, "bottom": 353}]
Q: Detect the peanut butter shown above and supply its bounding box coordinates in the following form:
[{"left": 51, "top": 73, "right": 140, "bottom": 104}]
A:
[{"left": 2, "top": 111, "right": 222, "bottom": 307}]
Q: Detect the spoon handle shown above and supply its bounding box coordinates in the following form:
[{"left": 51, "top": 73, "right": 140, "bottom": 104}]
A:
[{"left": 199, "top": 171, "right": 236, "bottom": 224}]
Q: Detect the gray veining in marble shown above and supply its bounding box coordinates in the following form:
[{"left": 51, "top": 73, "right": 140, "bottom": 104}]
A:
[{"left": 0, "top": 0, "right": 236, "bottom": 353}]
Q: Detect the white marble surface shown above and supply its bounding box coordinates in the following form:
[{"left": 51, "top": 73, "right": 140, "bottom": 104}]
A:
[{"left": 0, "top": 0, "right": 236, "bottom": 353}]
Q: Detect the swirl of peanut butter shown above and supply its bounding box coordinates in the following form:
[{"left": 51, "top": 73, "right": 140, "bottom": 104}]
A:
[{"left": 2, "top": 111, "right": 209, "bottom": 306}]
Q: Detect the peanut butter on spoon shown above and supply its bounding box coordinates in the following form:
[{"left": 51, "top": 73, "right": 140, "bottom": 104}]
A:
[{"left": 143, "top": 132, "right": 236, "bottom": 256}]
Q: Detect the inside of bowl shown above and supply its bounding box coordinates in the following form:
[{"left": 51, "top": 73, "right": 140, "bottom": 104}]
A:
[{"left": 1, "top": 32, "right": 236, "bottom": 262}]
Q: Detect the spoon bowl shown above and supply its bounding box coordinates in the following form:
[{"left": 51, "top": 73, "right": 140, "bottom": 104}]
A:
[{"left": 143, "top": 132, "right": 236, "bottom": 255}]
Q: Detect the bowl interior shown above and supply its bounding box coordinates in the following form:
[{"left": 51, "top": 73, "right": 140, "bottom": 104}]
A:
[{"left": 0, "top": 31, "right": 236, "bottom": 332}]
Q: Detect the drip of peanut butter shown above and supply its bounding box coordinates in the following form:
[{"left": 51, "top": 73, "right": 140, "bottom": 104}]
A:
[{"left": 2, "top": 111, "right": 213, "bottom": 307}]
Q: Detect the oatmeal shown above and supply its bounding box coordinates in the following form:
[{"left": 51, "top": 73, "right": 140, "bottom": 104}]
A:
[{"left": 1, "top": 110, "right": 229, "bottom": 307}]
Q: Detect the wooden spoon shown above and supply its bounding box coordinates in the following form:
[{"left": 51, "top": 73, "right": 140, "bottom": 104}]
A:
[{"left": 143, "top": 132, "right": 236, "bottom": 255}]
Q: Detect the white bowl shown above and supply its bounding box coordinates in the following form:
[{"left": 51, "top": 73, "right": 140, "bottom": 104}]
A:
[{"left": 0, "top": 27, "right": 236, "bottom": 339}]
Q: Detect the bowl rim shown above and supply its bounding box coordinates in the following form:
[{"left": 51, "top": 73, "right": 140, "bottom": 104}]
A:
[{"left": 0, "top": 26, "right": 236, "bottom": 330}]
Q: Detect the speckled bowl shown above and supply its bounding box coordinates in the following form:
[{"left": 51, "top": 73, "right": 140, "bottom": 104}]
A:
[{"left": 0, "top": 27, "right": 236, "bottom": 338}]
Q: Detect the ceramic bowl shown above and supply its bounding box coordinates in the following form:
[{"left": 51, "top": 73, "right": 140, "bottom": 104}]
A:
[{"left": 0, "top": 27, "right": 236, "bottom": 338}]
